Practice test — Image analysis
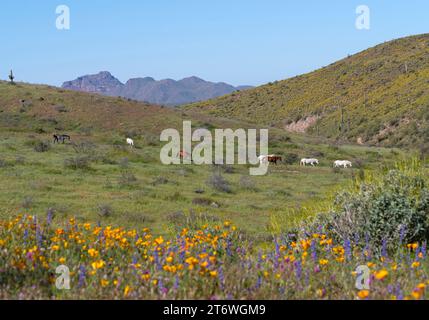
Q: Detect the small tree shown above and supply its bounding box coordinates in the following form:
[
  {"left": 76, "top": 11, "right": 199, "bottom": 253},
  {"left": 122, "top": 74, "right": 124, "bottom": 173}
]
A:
[{"left": 8, "top": 70, "right": 15, "bottom": 84}]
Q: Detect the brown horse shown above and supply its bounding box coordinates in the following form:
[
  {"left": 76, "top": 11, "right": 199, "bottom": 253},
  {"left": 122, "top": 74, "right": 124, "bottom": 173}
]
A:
[
  {"left": 267, "top": 155, "right": 282, "bottom": 165},
  {"left": 178, "top": 150, "right": 192, "bottom": 162}
]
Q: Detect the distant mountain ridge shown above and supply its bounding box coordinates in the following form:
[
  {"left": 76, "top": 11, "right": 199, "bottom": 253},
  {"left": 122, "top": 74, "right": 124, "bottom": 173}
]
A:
[{"left": 62, "top": 72, "right": 252, "bottom": 106}]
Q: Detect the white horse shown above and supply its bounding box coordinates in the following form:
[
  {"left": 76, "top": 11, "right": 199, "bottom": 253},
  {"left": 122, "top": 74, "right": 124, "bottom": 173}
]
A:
[
  {"left": 300, "top": 158, "right": 319, "bottom": 166},
  {"left": 258, "top": 155, "right": 268, "bottom": 164},
  {"left": 126, "top": 138, "right": 134, "bottom": 147},
  {"left": 334, "top": 160, "right": 352, "bottom": 168}
]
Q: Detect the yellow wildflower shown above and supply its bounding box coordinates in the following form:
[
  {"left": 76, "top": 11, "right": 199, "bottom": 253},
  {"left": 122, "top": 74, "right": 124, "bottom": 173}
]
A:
[
  {"left": 124, "top": 285, "right": 131, "bottom": 297},
  {"left": 374, "top": 269, "right": 388, "bottom": 280},
  {"left": 357, "top": 290, "right": 370, "bottom": 299},
  {"left": 154, "top": 236, "right": 164, "bottom": 246},
  {"left": 88, "top": 248, "right": 99, "bottom": 258},
  {"left": 91, "top": 260, "right": 106, "bottom": 270},
  {"left": 319, "top": 259, "right": 329, "bottom": 266}
]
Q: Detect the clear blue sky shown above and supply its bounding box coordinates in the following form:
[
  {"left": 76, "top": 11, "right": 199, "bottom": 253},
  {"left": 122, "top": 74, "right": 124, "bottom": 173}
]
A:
[{"left": 1, "top": 0, "right": 428, "bottom": 86}]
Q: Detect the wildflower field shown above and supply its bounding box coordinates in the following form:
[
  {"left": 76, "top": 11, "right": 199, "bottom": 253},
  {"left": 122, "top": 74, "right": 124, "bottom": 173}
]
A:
[
  {"left": 1, "top": 182, "right": 429, "bottom": 300},
  {"left": 1, "top": 216, "right": 428, "bottom": 300}
]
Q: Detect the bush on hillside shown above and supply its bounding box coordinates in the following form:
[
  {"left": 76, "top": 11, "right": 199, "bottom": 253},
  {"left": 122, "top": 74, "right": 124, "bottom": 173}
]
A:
[
  {"left": 207, "top": 171, "right": 231, "bottom": 193},
  {"left": 26, "top": 139, "right": 51, "bottom": 153},
  {"left": 64, "top": 156, "right": 91, "bottom": 170},
  {"left": 314, "top": 169, "right": 429, "bottom": 251}
]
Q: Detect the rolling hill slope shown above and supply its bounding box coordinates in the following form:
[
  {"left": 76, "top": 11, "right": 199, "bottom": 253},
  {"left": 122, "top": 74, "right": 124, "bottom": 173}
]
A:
[
  {"left": 0, "top": 81, "right": 248, "bottom": 138},
  {"left": 185, "top": 34, "right": 429, "bottom": 150}
]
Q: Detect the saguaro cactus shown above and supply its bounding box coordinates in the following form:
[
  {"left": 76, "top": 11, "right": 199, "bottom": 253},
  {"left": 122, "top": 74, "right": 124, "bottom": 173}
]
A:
[{"left": 8, "top": 70, "right": 15, "bottom": 84}]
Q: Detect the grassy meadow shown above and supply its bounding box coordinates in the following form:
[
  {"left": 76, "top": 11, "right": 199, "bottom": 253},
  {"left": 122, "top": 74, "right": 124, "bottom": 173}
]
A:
[{"left": 0, "top": 128, "right": 404, "bottom": 237}]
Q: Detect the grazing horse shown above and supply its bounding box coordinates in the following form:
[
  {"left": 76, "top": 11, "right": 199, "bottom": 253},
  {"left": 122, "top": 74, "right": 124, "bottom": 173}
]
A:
[
  {"left": 126, "top": 138, "right": 134, "bottom": 147},
  {"left": 258, "top": 155, "right": 268, "bottom": 164},
  {"left": 300, "top": 158, "right": 319, "bottom": 166},
  {"left": 267, "top": 155, "right": 282, "bottom": 165},
  {"left": 334, "top": 160, "right": 352, "bottom": 168},
  {"left": 177, "top": 150, "right": 192, "bottom": 162},
  {"left": 53, "top": 134, "right": 71, "bottom": 144}
]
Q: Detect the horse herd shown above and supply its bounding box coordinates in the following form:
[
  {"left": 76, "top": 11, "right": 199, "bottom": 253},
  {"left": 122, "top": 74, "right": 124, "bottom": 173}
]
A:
[
  {"left": 53, "top": 135, "right": 353, "bottom": 168},
  {"left": 53, "top": 134, "right": 135, "bottom": 146},
  {"left": 259, "top": 155, "right": 352, "bottom": 168}
]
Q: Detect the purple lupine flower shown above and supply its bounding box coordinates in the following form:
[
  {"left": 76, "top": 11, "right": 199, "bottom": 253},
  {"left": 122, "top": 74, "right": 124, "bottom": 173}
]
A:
[
  {"left": 274, "top": 245, "right": 280, "bottom": 269},
  {"left": 78, "top": 265, "right": 86, "bottom": 288},
  {"left": 218, "top": 266, "right": 225, "bottom": 291},
  {"left": 311, "top": 239, "right": 317, "bottom": 262},
  {"left": 415, "top": 247, "right": 421, "bottom": 261},
  {"left": 395, "top": 284, "right": 404, "bottom": 300},
  {"left": 354, "top": 233, "right": 360, "bottom": 246},
  {"left": 226, "top": 240, "right": 232, "bottom": 256},
  {"left": 36, "top": 225, "right": 43, "bottom": 247},
  {"left": 344, "top": 238, "right": 352, "bottom": 261},
  {"left": 255, "top": 276, "right": 262, "bottom": 289},
  {"left": 46, "top": 209, "right": 54, "bottom": 225},
  {"left": 387, "top": 284, "right": 393, "bottom": 294},
  {"left": 23, "top": 229, "right": 29, "bottom": 245},
  {"left": 158, "top": 278, "right": 168, "bottom": 295},
  {"left": 381, "top": 239, "right": 388, "bottom": 260},
  {"left": 179, "top": 249, "right": 185, "bottom": 262},
  {"left": 406, "top": 249, "right": 412, "bottom": 266},
  {"left": 278, "top": 286, "right": 285, "bottom": 295},
  {"left": 154, "top": 250, "right": 162, "bottom": 271},
  {"left": 294, "top": 260, "right": 302, "bottom": 280},
  {"left": 173, "top": 276, "right": 180, "bottom": 291},
  {"left": 399, "top": 225, "right": 406, "bottom": 244},
  {"left": 257, "top": 250, "right": 262, "bottom": 268},
  {"left": 422, "top": 241, "right": 427, "bottom": 258}
]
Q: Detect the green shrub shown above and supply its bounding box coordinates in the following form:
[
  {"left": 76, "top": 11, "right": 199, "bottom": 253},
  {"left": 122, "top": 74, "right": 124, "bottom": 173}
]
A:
[
  {"left": 315, "top": 169, "right": 429, "bottom": 251},
  {"left": 118, "top": 171, "right": 138, "bottom": 187},
  {"left": 28, "top": 139, "right": 51, "bottom": 152},
  {"left": 64, "top": 156, "right": 91, "bottom": 170},
  {"left": 207, "top": 171, "right": 231, "bottom": 193}
]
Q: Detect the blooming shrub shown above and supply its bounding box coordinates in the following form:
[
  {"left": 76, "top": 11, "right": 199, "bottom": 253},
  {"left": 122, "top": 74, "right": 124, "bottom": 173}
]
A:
[{"left": 314, "top": 169, "right": 429, "bottom": 251}]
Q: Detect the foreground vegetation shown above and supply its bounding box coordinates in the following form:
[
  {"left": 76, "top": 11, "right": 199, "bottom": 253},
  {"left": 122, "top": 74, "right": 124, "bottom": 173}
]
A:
[{"left": 1, "top": 159, "right": 428, "bottom": 299}]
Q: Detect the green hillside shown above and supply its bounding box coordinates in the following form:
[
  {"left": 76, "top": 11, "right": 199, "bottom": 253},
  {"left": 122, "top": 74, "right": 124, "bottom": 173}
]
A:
[
  {"left": 0, "top": 81, "right": 248, "bottom": 137},
  {"left": 185, "top": 34, "right": 429, "bottom": 151}
]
